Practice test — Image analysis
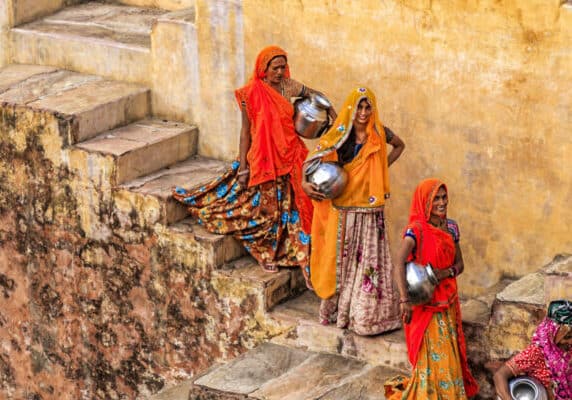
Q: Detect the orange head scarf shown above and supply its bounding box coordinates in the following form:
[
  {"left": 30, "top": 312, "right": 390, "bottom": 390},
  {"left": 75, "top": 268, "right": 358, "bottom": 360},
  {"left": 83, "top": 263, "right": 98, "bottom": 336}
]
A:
[
  {"left": 252, "top": 45, "right": 291, "bottom": 80},
  {"left": 234, "top": 46, "right": 313, "bottom": 232}
]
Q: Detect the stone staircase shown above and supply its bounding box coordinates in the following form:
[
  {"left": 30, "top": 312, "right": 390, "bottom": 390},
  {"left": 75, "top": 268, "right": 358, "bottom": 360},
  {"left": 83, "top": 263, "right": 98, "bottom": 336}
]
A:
[
  {"left": 145, "top": 288, "right": 410, "bottom": 400},
  {"left": 149, "top": 261, "right": 572, "bottom": 400},
  {"left": 160, "top": 293, "right": 410, "bottom": 400},
  {"left": 0, "top": 61, "right": 306, "bottom": 302},
  {"left": 0, "top": 2, "right": 304, "bottom": 397},
  {"left": 11, "top": 2, "right": 166, "bottom": 85}
]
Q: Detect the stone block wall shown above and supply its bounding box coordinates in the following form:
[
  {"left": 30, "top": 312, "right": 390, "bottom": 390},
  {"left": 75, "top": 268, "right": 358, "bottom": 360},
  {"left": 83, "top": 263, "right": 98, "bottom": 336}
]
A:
[
  {"left": 0, "top": 105, "right": 279, "bottom": 399},
  {"left": 461, "top": 254, "right": 572, "bottom": 398}
]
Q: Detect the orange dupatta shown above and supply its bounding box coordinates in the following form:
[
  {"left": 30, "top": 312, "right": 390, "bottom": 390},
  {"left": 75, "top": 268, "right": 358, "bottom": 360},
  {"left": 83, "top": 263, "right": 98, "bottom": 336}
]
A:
[
  {"left": 308, "top": 86, "right": 391, "bottom": 298},
  {"left": 404, "top": 178, "right": 479, "bottom": 398},
  {"left": 234, "top": 46, "right": 313, "bottom": 232}
]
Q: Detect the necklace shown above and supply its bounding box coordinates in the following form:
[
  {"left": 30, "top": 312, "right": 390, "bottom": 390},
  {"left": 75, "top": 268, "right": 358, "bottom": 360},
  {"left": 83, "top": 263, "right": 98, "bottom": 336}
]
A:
[{"left": 263, "top": 79, "right": 284, "bottom": 96}]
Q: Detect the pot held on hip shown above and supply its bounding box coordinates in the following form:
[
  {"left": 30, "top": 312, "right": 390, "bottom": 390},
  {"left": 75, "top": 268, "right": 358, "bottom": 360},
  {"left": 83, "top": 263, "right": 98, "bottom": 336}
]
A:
[
  {"left": 304, "top": 159, "right": 348, "bottom": 199},
  {"left": 405, "top": 261, "right": 438, "bottom": 305}
]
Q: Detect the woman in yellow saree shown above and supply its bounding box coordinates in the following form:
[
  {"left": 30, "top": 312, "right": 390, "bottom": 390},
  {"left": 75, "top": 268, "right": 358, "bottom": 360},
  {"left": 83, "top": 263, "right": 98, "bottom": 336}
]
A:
[{"left": 302, "top": 86, "right": 405, "bottom": 335}]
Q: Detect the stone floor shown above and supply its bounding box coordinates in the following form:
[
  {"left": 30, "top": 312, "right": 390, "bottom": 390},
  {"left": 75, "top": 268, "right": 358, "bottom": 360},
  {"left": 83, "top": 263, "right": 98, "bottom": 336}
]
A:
[{"left": 162, "top": 343, "right": 401, "bottom": 400}]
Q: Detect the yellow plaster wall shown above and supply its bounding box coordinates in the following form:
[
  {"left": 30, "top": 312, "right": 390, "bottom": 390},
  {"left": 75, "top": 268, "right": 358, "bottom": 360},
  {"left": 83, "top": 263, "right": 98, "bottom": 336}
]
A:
[
  {"left": 12, "top": 0, "right": 66, "bottom": 25},
  {"left": 0, "top": 0, "right": 13, "bottom": 67},
  {"left": 241, "top": 0, "right": 572, "bottom": 294},
  {"left": 194, "top": 0, "right": 246, "bottom": 160}
]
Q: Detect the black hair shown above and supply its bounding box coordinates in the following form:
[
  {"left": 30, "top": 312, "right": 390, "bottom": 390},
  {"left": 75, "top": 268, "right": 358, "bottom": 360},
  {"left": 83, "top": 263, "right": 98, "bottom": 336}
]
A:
[{"left": 336, "top": 127, "right": 357, "bottom": 166}]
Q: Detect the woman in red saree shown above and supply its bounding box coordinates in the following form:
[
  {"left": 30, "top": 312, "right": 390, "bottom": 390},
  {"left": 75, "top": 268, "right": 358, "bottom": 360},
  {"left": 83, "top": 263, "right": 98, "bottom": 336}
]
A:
[
  {"left": 385, "top": 178, "right": 479, "bottom": 399},
  {"left": 172, "top": 46, "right": 335, "bottom": 287}
]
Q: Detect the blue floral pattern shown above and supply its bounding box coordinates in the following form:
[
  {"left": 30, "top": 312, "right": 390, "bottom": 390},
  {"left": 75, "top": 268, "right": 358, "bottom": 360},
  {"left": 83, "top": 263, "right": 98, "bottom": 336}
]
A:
[{"left": 171, "top": 164, "right": 311, "bottom": 280}]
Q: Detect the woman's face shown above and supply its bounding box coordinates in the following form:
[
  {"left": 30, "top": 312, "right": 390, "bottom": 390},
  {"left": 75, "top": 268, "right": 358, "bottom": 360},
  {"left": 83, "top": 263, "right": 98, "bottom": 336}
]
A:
[
  {"left": 556, "top": 325, "right": 572, "bottom": 350},
  {"left": 431, "top": 186, "right": 448, "bottom": 219},
  {"left": 354, "top": 99, "right": 372, "bottom": 125},
  {"left": 265, "top": 56, "right": 287, "bottom": 85}
]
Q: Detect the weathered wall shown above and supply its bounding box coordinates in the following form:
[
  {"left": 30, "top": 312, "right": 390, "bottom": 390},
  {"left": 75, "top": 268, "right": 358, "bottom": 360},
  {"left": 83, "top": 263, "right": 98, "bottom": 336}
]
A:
[
  {"left": 11, "top": 0, "right": 86, "bottom": 26},
  {"left": 0, "top": 0, "right": 13, "bottom": 68},
  {"left": 240, "top": 0, "right": 572, "bottom": 295},
  {"left": 194, "top": 0, "right": 245, "bottom": 160},
  {"left": 0, "top": 105, "right": 277, "bottom": 399}
]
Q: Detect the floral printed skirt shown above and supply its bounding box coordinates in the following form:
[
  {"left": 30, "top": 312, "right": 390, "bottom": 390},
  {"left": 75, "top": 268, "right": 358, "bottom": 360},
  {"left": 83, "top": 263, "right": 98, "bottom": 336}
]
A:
[
  {"left": 319, "top": 210, "right": 400, "bottom": 335},
  {"left": 172, "top": 161, "right": 311, "bottom": 280},
  {"left": 384, "top": 305, "right": 469, "bottom": 400}
]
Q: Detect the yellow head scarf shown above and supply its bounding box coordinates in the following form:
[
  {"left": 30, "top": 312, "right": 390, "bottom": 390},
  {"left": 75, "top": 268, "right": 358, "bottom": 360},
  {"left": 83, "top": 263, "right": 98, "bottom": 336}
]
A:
[{"left": 306, "top": 86, "right": 390, "bottom": 206}]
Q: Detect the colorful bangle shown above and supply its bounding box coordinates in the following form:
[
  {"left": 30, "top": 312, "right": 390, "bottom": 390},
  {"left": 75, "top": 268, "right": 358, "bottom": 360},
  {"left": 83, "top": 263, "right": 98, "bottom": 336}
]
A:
[
  {"left": 399, "top": 298, "right": 410, "bottom": 304},
  {"left": 237, "top": 169, "right": 250, "bottom": 176},
  {"left": 451, "top": 265, "right": 460, "bottom": 277}
]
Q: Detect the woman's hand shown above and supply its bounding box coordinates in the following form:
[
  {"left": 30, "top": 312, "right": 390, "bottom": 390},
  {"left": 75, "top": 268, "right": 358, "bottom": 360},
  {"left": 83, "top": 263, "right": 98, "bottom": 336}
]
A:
[
  {"left": 435, "top": 267, "right": 454, "bottom": 282},
  {"left": 237, "top": 170, "right": 249, "bottom": 189},
  {"left": 302, "top": 180, "right": 326, "bottom": 201},
  {"left": 400, "top": 301, "right": 412, "bottom": 324},
  {"left": 493, "top": 364, "right": 514, "bottom": 400}
]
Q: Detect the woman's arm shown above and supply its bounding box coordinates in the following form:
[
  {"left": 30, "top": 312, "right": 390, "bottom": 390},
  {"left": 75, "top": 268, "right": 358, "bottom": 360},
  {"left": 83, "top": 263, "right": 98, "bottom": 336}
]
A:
[
  {"left": 493, "top": 364, "right": 514, "bottom": 400},
  {"left": 393, "top": 236, "right": 415, "bottom": 324},
  {"left": 238, "top": 107, "right": 251, "bottom": 188},
  {"left": 452, "top": 242, "right": 465, "bottom": 275},
  {"left": 434, "top": 241, "right": 465, "bottom": 281},
  {"left": 387, "top": 133, "right": 405, "bottom": 167}
]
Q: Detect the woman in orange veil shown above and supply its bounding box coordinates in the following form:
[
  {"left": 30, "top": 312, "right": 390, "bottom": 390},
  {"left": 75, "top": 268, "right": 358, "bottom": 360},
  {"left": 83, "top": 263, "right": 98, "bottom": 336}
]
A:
[
  {"left": 172, "top": 46, "right": 335, "bottom": 288},
  {"left": 385, "top": 178, "right": 479, "bottom": 399},
  {"left": 303, "top": 86, "right": 405, "bottom": 335}
]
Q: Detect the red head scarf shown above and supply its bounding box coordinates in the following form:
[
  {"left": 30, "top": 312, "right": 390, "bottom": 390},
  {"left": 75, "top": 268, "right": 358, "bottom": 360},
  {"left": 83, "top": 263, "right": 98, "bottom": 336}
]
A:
[{"left": 234, "top": 46, "right": 312, "bottom": 232}]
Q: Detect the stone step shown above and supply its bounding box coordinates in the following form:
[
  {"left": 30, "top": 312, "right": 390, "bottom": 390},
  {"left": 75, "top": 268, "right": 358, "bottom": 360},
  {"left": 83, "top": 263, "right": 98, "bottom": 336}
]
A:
[
  {"left": 155, "top": 218, "right": 246, "bottom": 272},
  {"left": 11, "top": 2, "right": 168, "bottom": 84},
  {"left": 268, "top": 291, "right": 410, "bottom": 373},
  {"left": 0, "top": 63, "right": 149, "bottom": 144},
  {"left": 179, "top": 342, "right": 401, "bottom": 400},
  {"left": 486, "top": 254, "right": 572, "bottom": 359},
  {"left": 213, "top": 257, "right": 307, "bottom": 313},
  {"left": 73, "top": 118, "right": 198, "bottom": 185},
  {"left": 113, "top": 156, "right": 229, "bottom": 229}
]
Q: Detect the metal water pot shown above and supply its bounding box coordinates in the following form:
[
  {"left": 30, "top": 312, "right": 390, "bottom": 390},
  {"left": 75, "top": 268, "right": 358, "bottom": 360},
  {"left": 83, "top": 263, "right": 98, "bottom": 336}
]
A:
[
  {"left": 304, "top": 159, "right": 348, "bottom": 199},
  {"left": 507, "top": 376, "right": 548, "bottom": 400},
  {"left": 405, "top": 262, "right": 439, "bottom": 305},
  {"left": 293, "top": 93, "right": 332, "bottom": 139}
]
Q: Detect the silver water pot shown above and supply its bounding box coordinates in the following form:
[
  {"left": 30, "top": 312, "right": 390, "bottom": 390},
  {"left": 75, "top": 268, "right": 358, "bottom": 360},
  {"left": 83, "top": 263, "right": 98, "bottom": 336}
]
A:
[
  {"left": 304, "top": 159, "right": 348, "bottom": 199},
  {"left": 293, "top": 93, "right": 332, "bottom": 139},
  {"left": 506, "top": 376, "right": 548, "bottom": 400},
  {"left": 405, "top": 262, "right": 439, "bottom": 305}
]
